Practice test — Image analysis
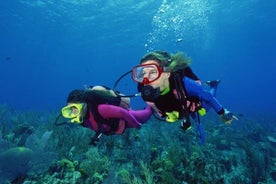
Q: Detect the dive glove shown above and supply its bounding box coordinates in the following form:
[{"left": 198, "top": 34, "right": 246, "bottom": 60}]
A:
[{"left": 220, "top": 109, "right": 238, "bottom": 124}]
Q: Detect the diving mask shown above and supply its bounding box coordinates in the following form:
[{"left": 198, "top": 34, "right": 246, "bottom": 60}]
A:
[
  {"left": 132, "top": 64, "right": 163, "bottom": 84},
  {"left": 61, "top": 103, "right": 84, "bottom": 123}
]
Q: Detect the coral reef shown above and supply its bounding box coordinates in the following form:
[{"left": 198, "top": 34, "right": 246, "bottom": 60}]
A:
[
  {"left": 0, "top": 146, "right": 33, "bottom": 179},
  {"left": 0, "top": 105, "right": 275, "bottom": 183}
]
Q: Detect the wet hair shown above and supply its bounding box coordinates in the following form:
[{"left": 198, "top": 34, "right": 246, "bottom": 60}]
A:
[
  {"left": 140, "top": 50, "right": 191, "bottom": 72},
  {"left": 66, "top": 89, "right": 86, "bottom": 103},
  {"left": 140, "top": 50, "right": 171, "bottom": 67}
]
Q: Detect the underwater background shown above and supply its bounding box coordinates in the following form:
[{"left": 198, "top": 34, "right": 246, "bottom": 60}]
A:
[{"left": 0, "top": 0, "right": 275, "bottom": 183}]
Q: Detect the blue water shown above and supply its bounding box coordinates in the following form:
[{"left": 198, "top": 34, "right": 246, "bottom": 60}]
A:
[{"left": 0, "top": 0, "right": 275, "bottom": 116}]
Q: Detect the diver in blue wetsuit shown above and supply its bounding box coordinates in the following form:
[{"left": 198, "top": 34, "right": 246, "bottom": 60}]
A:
[{"left": 132, "top": 50, "right": 237, "bottom": 145}]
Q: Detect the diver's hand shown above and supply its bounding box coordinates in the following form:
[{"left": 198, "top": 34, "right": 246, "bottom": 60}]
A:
[
  {"left": 89, "top": 133, "right": 102, "bottom": 146},
  {"left": 220, "top": 109, "right": 238, "bottom": 124}
]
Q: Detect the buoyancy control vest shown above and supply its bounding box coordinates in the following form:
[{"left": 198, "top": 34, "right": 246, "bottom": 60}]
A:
[
  {"left": 82, "top": 87, "right": 127, "bottom": 134},
  {"left": 139, "top": 67, "right": 203, "bottom": 121}
]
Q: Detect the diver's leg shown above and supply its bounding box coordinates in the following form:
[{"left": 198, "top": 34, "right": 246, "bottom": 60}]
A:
[
  {"left": 197, "top": 123, "right": 206, "bottom": 145},
  {"left": 129, "top": 105, "right": 152, "bottom": 124},
  {"left": 205, "top": 80, "right": 220, "bottom": 97},
  {"left": 191, "top": 112, "right": 206, "bottom": 145},
  {"left": 202, "top": 80, "right": 221, "bottom": 112}
]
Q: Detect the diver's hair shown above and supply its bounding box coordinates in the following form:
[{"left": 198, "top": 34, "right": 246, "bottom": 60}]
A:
[
  {"left": 168, "top": 52, "right": 191, "bottom": 72},
  {"left": 67, "top": 89, "right": 86, "bottom": 103},
  {"left": 140, "top": 50, "right": 191, "bottom": 72},
  {"left": 140, "top": 50, "right": 171, "bottom": 67}
]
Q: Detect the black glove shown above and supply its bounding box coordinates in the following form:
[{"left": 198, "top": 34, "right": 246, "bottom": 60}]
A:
[
  {"left": 220, "top": 109, "right": 238, "bottom": 124},
  {"left": 89, "top": 133, "right": 102, "bottom": 146}
]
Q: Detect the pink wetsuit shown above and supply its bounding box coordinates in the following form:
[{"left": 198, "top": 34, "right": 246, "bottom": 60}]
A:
[{"left": 85, "top": 105, "right": 152, "bottom": 134}]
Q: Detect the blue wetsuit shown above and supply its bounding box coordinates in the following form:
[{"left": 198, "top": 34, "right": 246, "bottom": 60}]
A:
[
  {"left": 184, "top": 77, "right": 224, "bottom": 144},
  {"left": 184, "top": 77, "right": 223, "bottom": 113}
]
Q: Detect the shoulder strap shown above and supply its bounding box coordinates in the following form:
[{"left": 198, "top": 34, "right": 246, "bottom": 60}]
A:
[
  {"left": 85, "top": 90, "right": 119, "bottom": 123},
  {"left": 171, "top": 71, "right": 191, "bottom": 125}
]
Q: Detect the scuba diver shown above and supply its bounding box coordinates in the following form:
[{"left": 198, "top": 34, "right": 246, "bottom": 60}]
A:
[
  {"left": 130, "top": 50, "right": 238, "bottom": 144},
  {"left": 59, "top": 85, "right": 152, "bottom": 145}
]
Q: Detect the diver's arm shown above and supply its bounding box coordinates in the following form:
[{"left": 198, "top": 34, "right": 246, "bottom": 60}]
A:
[
  {"left": 183, "top": 77, "right": 224, "bottom": 114},
  {"left": 184, "top": 77, "right": 238, "bottom": 123},
  {"left": 97, "top": 104, "right": 141, "bottom": 128},
  {"left": 128, "top": 105, "right": 152, "bottom": 123}
]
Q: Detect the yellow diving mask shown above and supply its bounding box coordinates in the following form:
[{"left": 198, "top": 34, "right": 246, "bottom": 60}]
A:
[{"left": 61, "top": 103, "right": 84, "bottom": 123}]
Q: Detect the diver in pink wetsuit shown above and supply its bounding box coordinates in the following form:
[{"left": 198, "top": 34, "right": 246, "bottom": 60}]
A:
[{"left": 61, "top": 86, "right": 152, "bottom": 145}]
